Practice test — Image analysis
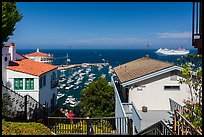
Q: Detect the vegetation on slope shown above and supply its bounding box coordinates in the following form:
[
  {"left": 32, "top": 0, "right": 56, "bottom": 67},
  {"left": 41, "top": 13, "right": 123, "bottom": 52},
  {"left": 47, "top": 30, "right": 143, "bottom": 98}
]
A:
[{"left": 2, "top": 119, "right": 52, "bottom": 135}]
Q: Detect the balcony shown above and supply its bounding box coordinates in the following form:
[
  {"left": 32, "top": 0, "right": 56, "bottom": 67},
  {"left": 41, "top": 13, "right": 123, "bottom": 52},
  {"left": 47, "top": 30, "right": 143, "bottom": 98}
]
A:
[{"left": 192, "top": 2, "right": 202, "bottom": 54}]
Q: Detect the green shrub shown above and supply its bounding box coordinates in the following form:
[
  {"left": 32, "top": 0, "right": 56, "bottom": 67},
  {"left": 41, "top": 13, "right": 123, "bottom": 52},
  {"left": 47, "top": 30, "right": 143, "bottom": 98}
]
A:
[{"left": 2, "top": 119, "right": 52, "bottom": 135}]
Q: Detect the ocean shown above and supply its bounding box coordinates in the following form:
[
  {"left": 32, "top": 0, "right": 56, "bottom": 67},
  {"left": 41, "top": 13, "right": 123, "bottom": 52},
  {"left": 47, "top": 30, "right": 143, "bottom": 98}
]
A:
[{"left": 17, "top": 49, "right": 197, "bottom": 115}]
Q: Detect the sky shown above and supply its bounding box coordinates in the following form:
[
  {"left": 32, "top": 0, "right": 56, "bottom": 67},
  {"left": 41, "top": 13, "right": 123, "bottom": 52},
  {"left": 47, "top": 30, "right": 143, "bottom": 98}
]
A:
[{"left": 7, "top": 2, "right": 193, "bottom": 49}]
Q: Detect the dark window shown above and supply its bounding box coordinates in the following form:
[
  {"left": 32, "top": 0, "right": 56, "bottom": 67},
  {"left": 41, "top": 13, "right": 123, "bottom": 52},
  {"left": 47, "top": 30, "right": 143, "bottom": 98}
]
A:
[
  {"left": 43, "top": 75, "right": 46, "bottom": 86},
  {"left": 4, "top": 57, "right": 7, "bottom": 61},
  {"left": 164, "top": 86, "right": 180, "bottom": 91}
]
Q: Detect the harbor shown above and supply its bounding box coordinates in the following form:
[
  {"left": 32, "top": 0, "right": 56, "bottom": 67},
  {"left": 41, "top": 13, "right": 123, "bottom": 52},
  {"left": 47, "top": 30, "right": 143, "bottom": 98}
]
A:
[
  {"left": 57, "top": 62, "right": 109, "bottom": 70},
  {"left": 56, "top": 62, "right": 114, "bottom": 116}
]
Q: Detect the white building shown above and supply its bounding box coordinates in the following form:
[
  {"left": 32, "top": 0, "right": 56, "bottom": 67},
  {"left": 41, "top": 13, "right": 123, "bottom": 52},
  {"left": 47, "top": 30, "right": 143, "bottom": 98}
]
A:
[
  {"left": 2, "top": 43, "right": 58, "bottom": 110},
  {"left": 25, "top": 48, "right": 54, "bottom": 64},
  {"left": 112, "top": 55, "right": 192, "bottom": 133}
]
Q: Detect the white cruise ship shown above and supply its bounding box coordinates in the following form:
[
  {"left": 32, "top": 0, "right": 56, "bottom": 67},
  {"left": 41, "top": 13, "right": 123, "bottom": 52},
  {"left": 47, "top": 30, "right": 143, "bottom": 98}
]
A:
[{"left": 155, "top": 47, "right": 190, "bottom": 56}]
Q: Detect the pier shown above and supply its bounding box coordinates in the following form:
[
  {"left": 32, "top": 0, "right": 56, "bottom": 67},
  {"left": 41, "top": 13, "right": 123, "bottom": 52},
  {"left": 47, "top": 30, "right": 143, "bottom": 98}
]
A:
[{"left": 57, "top": 63, "right": 109, "bottom": 70}]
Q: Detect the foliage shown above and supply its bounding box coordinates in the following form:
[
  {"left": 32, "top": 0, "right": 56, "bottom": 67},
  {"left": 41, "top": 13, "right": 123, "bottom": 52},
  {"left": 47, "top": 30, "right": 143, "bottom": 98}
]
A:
[
  {"left": 2, "top": 2, "right": 23, "bottom": 43},
  {"left": 80, "top": 77, "right": 115, "bottom": 118},
  {"left": 2, "top": 98, "right": 7, "bottom": 114},
  {"left": 177, "top": 53, "right": 202, "bottom": 131},
  {"left": 2, "top": 119, "right": 52, "bottom": 135}
]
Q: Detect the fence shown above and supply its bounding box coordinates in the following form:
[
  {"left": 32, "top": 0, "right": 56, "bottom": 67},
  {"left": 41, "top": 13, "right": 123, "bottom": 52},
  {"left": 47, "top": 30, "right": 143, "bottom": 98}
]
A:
[
  {"left": 136, "top": 120, "right": 174, "bottom": 135},
  {"left": 173, "top": 110, "right": 202, "bottom": 135},
  {"left": 2, "top": 84, "right": 25, "bottom": 119},
  {"left": 2, "top": 84, "right": 47, "bottom": 121},
  {"left": 48, "top": 117, "right": 132, "bottom": 135},
  {"left": 122, "top": 102, "right": 142, "bottom": 134},
  {"left": 169, "top": 98, "right": 183, "bottom": 112}
]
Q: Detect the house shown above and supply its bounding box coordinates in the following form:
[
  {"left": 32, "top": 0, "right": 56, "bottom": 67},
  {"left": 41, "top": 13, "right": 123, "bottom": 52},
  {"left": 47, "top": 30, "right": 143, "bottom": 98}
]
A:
[
  {"left": 2, "top": 43, "right": 58, "bottom": 111},
  {"left": 112, "top": 55, "right": 192, "bottom": 133},
  {"left": 25, "top": 48, "right": 54, "bottom": 64}
]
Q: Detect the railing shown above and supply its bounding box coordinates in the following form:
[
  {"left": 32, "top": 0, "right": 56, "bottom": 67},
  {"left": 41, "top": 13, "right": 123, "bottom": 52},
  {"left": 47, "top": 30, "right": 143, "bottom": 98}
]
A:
[
  {"left": 2, "top": 84, "right": 26, "bottom": 119},
  {"left": 112, "top": 76, "right": 142, "bottom": 134},
  {"left": 48, "top": 117, "right": 131, "bottom": 135},
  {"left": 2, "top": 84, "right": 48, "bottom": 122},
  {"left": 122, "top": 102, "right": 142, "bottom": 133},
  {"left": 112, "top": 76, "right": 130, "bottom": 134},
  {"left": 136, "top": 120, "right": 174, "bottom": 135},
  {"left": 173, "top": 110, "right": 202, "bottom": 135},
  {"left": 169, "top": 98, "right": 183, "bottom": 113},
  {"left": 26, "top": 94, "right": 46, "bottom": 120}
]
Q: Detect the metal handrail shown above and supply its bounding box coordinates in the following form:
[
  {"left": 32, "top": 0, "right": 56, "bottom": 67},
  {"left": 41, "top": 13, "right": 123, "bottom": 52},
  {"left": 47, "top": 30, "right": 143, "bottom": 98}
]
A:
[
  {"left": 48, "top": 117, "right": 130, "bottom": 135},
  {"left": 136, "top": 120, "right": 174, "bottom": 135}
]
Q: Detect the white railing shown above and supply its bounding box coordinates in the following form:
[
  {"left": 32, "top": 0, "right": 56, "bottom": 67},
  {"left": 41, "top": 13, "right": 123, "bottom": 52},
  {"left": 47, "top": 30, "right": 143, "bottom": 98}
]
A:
[
  {"left": 122, "top": 102, "right": 142, "bottom": 134},
  {"left": 111, "top": 76, "right": 142, "bottom": 134},
  {"left": 112, "top": 76, "right": 128, "bottom": 134}
]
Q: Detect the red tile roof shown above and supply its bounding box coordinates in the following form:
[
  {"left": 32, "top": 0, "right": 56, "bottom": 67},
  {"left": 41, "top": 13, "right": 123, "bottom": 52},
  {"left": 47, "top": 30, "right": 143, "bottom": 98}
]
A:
[
  {"left": 25, "top": 51, "right": 53, "bottom": 58},
  {"left": 7, "top": 59, "right": 58, "bottom": 76}
]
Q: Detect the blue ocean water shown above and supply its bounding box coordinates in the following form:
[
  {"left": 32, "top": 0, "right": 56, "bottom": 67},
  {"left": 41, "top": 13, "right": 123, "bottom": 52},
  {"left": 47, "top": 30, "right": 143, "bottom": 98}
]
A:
[
  {"left": 17, "top": 49, "right": 197, "bottom": 67},
  {"left": 17, "top": 49, "right": 197, "bottom": 114}
]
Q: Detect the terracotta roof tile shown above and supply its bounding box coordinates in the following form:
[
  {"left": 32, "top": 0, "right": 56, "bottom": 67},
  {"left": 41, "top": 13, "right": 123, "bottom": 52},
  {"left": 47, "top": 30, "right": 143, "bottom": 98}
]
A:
[
  {"left": 7, "top": 59, "right": 57, "bottom": 76},
  {"left": 113, "top": 57, "right": 175, "bottom": 84},
  {"left": 25, "top": 51, "right": 53, "bottom": 58}
]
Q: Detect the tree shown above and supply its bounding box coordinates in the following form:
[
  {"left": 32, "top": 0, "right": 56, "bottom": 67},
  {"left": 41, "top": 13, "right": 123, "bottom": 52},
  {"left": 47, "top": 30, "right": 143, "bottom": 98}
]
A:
[
  {"left": 80, "top": 77, "right": 115, "bottom": 118},
  {"left": 2, "top": 2, "right": 23, "bottom": 44},
  {"left": 177, "top": 53, "right": 202, "bottom": 131}
]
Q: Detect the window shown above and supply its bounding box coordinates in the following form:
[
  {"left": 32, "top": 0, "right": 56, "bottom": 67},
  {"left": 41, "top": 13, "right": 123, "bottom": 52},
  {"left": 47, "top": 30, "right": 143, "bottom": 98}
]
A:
[
  {"left": 164, "top": 86, "right": 180, "bottom": 91},
  {"left": 14, "top": 78, "right": 23, "bottom": 90},
  {"left": 40, "top": 75, "right": 46, "bottom": 89},
  {"left": 25, "top": 78, "right": 34, "bottom": 90},
  {"left": 43, "top": 75, "right": 46, "bottom": 86},
  {"left": 39, "top": 77, "right": 43, "bottom": 89}
]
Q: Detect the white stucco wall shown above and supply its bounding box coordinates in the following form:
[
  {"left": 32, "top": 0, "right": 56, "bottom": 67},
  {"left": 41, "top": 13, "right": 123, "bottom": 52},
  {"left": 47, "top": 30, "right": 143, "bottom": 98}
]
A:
[
  {"left": 7, "top": 69, "right": 57, "bottom": 108},
  {"left": 7, "top": 69, "right": 40, "bottom": 102},
  {"left": 39, "top": 69, "right": 57, "bottom": 107},
  {"left": 2, "top": 46, "right": 10, "bottom": 85},
  {"left": 128, "top": 71, "right": 190, "bottom": 110}
]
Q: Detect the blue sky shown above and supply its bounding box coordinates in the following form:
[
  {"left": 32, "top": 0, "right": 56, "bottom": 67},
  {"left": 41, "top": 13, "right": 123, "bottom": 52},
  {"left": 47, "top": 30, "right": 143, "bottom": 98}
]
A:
[{"left": 7, "top": 2, "right": 193, "bottom": 49}]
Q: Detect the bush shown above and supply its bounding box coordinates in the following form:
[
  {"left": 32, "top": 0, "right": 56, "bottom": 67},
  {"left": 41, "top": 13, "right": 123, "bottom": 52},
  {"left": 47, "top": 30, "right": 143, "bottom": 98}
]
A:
[{"left": 2, "top": 119, "right": 52, "bottom": 135}]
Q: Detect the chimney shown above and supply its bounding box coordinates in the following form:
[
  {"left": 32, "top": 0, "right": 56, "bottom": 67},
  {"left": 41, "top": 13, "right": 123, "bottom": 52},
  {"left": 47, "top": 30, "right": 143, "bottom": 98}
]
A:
[
  {"left": 9, "top": 42, "right": 16, "bottom": 61},
  {"left": 37, "top": 48, "right": 39, "bottom": 52}
]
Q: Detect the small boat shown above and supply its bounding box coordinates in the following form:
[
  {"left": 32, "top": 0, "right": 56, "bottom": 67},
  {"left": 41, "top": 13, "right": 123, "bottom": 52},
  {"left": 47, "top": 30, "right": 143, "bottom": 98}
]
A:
[
  {"left": 70, "top": 101, "right": 80, "bottom": 107},
  {"left": 74, "top": 80, "right": 82, "bottom": 85},
  {"left": 59, "top": 78, "right": 66, "bottom": 83},
  {"left": 65, "top": 85, "right": 74, "bottom": 90},
  {"left": 108, "top": 69, "right": 114, "bottom": 74},
  {"left": 73, "top": 86, "right": 79, "bottom": 90},
  {"left": 67, "top": 79, "right": 74, "bottom": 84},
  {"left": 89, "top": 73, "right": 95, "bottom": 77},
  {"left": 59, "top": 83, "right": 66, "bottom": 89},
  {"left": 98, "top": 65, "right": 103, "bottom": 71},
  {"left": 57, "top": 93, "right": 65, "bottom": 100},
  {"left": 101, "top": 74, "right": 106, "bottom": 78}
]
